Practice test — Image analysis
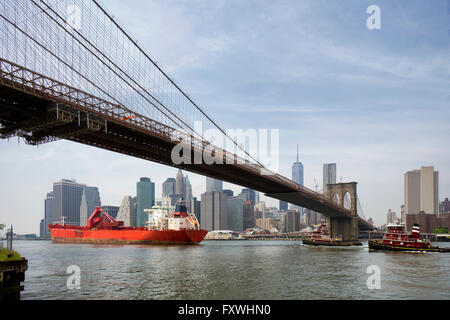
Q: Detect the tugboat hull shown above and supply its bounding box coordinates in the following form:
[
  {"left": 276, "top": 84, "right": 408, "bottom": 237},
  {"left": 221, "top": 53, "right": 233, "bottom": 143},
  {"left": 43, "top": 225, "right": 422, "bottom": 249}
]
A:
[{"left": 368, "top": 240, "right": 450, "bottom": 253}]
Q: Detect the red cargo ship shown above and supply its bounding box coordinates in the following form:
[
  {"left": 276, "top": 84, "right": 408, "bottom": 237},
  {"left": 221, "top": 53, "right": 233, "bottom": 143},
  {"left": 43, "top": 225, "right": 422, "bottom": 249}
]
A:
[
  {"left": 48, "top": 201, "right": 208, "bottom": 245},
  {"left": 369, "top": 223, "right": 450, "bottom": 252}
]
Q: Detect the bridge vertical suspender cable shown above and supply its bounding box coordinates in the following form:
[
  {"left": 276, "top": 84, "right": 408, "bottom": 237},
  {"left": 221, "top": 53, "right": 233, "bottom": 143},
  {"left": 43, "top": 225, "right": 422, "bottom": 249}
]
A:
[
  {"left": 357, "top": 196, "right": 366, "bottom": 220},
  {"left": 31, "top": 0, "right": 198, "bottom": 138},
  {"left": 90, "top": 0, "right": 267, "bottom": 169},
  {"left": 7, "top": 0, "right": 267, "bottom": 170}
]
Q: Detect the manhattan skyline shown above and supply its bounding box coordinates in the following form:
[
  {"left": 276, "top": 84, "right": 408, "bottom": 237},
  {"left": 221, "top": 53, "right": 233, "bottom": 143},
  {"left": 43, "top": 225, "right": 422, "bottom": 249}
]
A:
[{"left": 0, "top": 0, "right": 449, "bottom": 234}]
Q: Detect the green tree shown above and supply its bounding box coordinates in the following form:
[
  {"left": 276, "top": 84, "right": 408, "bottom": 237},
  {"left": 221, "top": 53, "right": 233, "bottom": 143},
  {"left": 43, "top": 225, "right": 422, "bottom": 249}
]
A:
[{"left": 433, "top": 227, "right": 449, "bottom": 234}]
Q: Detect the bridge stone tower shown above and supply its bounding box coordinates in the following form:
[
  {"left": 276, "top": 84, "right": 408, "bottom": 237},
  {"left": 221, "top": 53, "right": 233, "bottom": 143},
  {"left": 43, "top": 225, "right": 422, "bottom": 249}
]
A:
[{"left": 325, "top": 182, "right": 359, "bottom": 243}]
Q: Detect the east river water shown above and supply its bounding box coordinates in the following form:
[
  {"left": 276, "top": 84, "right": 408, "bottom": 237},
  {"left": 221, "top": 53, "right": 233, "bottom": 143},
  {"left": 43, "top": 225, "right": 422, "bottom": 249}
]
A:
[{"left": 12, "top": 240, "right": 450, "bottom": 300}]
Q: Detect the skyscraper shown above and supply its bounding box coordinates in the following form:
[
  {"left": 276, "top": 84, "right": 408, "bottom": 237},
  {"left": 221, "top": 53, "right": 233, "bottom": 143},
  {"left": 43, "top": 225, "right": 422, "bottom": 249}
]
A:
[
  {"left": 101, "top": 205, "right": 120, "bottom": 219},
  {"left": 52, "top": 179, "right": 86, "bottom": 226},
  {"left": 79, "top": 186, "right": 101, "bottom": 226},
  {"left": 44, "top": 191, "right": 53, "bottom": 237},
  {"left": 279, "top": 200, "right": 288, "bottom": 211},
  {"left": 175, "top": 170, "right": 185, "bottom": 197},
  {"left": 206, "top": 177, "right": 223, "bottom": 192},
  {"left": 116, "top": 196, "right": 137, "bottom": 227},
  {"left": 136, "top": 177, "right": 155, "bottom": 227},
  {"left": 292, "top": 145, "right": 304, "bottom": 215},
  {"left": 440, "top": 198, "right": 450, "bottom": 214},
  {"left": 185, "top": 175, "right": 193, "bottom": 200},
  {"left": 404, "top": 166, "right": 439, "bottom": 215},
  {"left": 169, "top": 194, "right": 184, "bottom": 207},
  {"left": 274, "top": 211, "right": 287, "bottom": 232},
  {"left": 405, "top": 170, "right": 420, "bottom": 215},
  {"left": 223, "top": 189, "right": 234, "bottom": 198},
  {"left": 285, "top": 210, "right": 300, "bottom": 232},
  {"left": 254, "top": 201, "right": 266, "bottom": 219},
  {"left": 236, "top": 189, "right": 256, "bottom": 229},
  {"left": 305, "top": 209, "right": 320, "bottom": 225},
  {"left": 184, "top": 175, "right": 193, "bottom": 212},
  {"left": 238, "top": 189, "right": 256, "bottom": 204},
  {"left": 243, "top": 200, "right": 255, "bottom": 230},
  {"left": 386, "top": 209, "right": 396, "bottom": 224},
  {"left": 162, "top": 178, "right": 176, "bottom": 198},
  {"left": 39, "top": 219, "right": 45, "bottom": 238},
  {"left": 193, "top": 197, "right": 201, "bottom": 223},
  {"left": 420, "top": 166, "right": 439, "bottom": 214},
  {"left": 323, "top": 163, "right": 337, "bottom": 193},
  {"left": 200, "top": 191, "right": 227, "bottom": 231},
  {"left": 227, "top": 197, "right": 244, "bottom": 231}
]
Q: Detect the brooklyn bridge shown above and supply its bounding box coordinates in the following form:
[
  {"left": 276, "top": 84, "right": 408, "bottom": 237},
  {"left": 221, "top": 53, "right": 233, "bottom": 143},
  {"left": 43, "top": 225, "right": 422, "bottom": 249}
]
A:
[{"left": 0, "top": 0, "right": 375, "bottom": 243}]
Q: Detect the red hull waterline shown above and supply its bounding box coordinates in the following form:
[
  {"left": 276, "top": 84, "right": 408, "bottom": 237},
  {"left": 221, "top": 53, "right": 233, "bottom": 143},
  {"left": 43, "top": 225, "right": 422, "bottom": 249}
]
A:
[{"left": 49, "top": 227, "right": 209, "bottom": 245}]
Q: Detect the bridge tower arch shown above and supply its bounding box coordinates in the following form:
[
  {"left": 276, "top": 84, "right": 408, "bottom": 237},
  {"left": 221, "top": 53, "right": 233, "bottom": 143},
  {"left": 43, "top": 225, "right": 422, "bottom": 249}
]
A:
[{"left": 325, "top": 182, "right": 359, "bottom": 244}]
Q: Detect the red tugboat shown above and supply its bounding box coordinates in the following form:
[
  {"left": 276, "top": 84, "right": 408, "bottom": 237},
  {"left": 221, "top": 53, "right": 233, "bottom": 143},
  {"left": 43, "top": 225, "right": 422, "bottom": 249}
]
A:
[
  {"left": 48, "top": 200, "right": 208, "bottom": 245},
  {"left": 303, "top": 223, "right": 356, "bottom": 246},
  {"left": 369, "top": 223, "right": 450, "bottom": 252}
]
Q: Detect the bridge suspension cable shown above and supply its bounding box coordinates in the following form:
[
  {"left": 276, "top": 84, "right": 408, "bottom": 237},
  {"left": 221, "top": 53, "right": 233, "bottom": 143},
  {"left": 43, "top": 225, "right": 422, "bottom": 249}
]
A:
[
  {"left": 356, "top": 196, "right": 366, "bottom": 220},
  {"left": 31, "top": 0, "right": 199, "bottom": 138},
  {"left": 0, "top": 0, "right": 265, "bottom": 168},
  {"left": 90, "top": 0, "right": 265, "bottom": 168}
]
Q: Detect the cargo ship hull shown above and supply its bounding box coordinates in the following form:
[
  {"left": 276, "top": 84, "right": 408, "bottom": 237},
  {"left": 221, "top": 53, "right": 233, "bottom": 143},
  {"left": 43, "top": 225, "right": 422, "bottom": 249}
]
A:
[{"left": 49, "top": 227, "right": 208, "bottom": 245}]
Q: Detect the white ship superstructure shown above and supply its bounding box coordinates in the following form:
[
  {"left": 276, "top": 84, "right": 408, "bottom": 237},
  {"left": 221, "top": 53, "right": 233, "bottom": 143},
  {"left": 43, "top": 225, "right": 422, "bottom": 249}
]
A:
[{"left": 145, "top": 200, "right": 200, "bottom": 231}]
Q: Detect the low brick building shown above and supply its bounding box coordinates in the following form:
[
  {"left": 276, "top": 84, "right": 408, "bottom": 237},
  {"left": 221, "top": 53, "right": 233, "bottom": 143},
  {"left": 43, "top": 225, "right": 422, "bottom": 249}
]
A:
[{"left": 406, "top": 212, "right": 450, "bottom": 233}]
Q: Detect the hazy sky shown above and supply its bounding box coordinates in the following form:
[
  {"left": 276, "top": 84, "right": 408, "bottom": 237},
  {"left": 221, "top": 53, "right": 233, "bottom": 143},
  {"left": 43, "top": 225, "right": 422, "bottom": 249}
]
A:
[{"left": 1, "top": 0, "right": 449, "bottom": 234}]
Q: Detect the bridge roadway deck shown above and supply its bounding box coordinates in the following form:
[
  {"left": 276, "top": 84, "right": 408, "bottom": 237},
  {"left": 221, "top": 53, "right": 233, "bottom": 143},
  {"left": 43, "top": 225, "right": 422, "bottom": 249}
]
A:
[{"left": 0, "top": 58, "right": 374, "bottom": 231}]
